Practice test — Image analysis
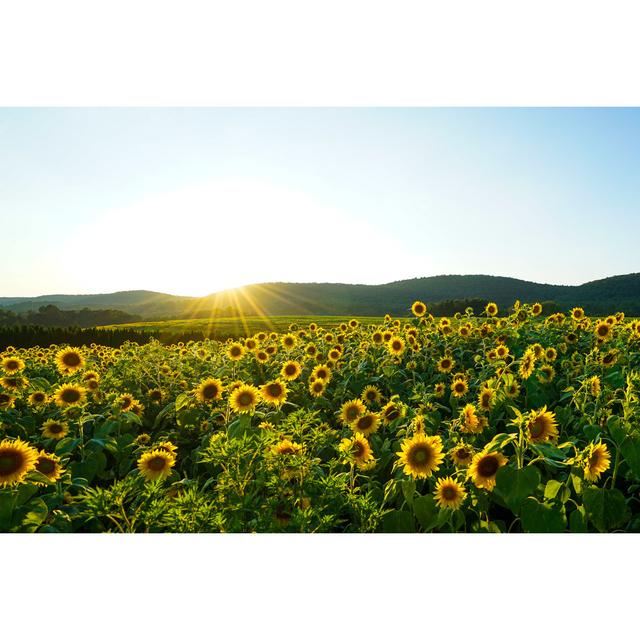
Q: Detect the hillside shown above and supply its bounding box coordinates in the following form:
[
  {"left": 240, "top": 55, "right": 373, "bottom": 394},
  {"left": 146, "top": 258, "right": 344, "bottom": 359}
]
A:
[{"left": 2, "top": 273, "right": 640, "bottom": 317}]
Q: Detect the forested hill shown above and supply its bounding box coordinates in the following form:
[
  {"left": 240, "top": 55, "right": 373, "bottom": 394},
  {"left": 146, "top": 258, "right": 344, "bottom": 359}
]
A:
[{"left": 2, "top": 273, "right": 640, "bottom": 317}]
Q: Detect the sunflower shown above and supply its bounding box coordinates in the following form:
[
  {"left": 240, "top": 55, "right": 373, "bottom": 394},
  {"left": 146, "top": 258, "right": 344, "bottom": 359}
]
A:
[
  {"left": 41, "top": 419, "right": 69, "bottom": 440},
  {"left": 437, "top": 356, "right": 455, "bottom": 373},
  {"left": 433, "top": 382, "right": 446, "bottom": 397},
  {"left": 54, "top": 384, "right": 86, "bottom": 407},
  {"left": 339, "top": 399, "right": 366, "bottom": 426},
  {"left": 361, "top": 385, "right": 382, "bottom": 405},
  {"left": 594, "top": 320, "right": 612, "bottom": 341},
  {"left": 340, "top": 433, "right": 374, "bottom": 469},
  {"left": 308, "top": 380, "right": 326, "bottom": 397},
  {"left": 485, "top": 302, "right": 498, "bottom": 317},
  {"left": 255, "top": 351, "right": 269, "bottom": 363},
  {"left": 450, "top": 378, "right": 468, "bottom": 398},
  {"left": 0, "top": 392, "right": 16, "bottom": 409},
  {"left": 411, "top": 301, "right": 427, "bottom": 317},
  {"left": 229, "top": 384, "right": 260, "bottom": 414},
  {"left": 531, "top": 303, "right": 543, "bottom": 317},
  {"left": 116, "top": 393, "right": 135, "bottom": 410},
  {"left": 460, "top": 404, "right": 482, "bottom": 433},
  {"left": 478, "top": 387, "right": 496, "bottom": 412},
  {"left": 434, "top": 477, "right": 467, "bottom": 510},
  {"left": 583, "top": 442, "right": 611, "bottom": 482},
  {"left": 28, "top": 390, "right": 49, "bottom": 407},
  {"left": 281, "top": 333, "right": 297, "bottom": 350},
  {"left": 381, "top": 400, "right": 406, "bottom": 424},
  {"left": 351, "top": 412, "right": 380, "bottom": 437},
  {"left": 311, "top": 364, "right": 332, "bottom": 383},
  {"left": 260, "top": 380, "right": 289, "bottom": 407},
  {"left": 537, "top": 364, "right": 555, "bottom": 384},
  {"left": 387, "top": 336, "right": 405, "bottom": 356},
  {"left": 273, "top": 438, "right": 303, "bottom": 456},
  {"left": 588, "top": 376, "right": 601, "bottom": 397},
  {"left": 1, "top": 356, "right": 25, "bottom": 374},
  {"left": 545, "top": 347, "right": 557, "bottom": 361},
  {"left": 601, "top": 351, "right": 617, "bottom": 367},
  {"left": 371, "top": 331, "right": 384, "bottom": 345},
  {"left": 0, "top": 438, "right": 39, "bottom": 486},
  {"left": 1, "top": 376, "right": 27, "bottom": 391},
  {"left": 196, "top": 378, "right": 224, "bottom": 403},
  {"left": 137, "top": 449, "right": 175, "bottom": 482},
  {"left": 504, "top": 377, "right": 520, "bottom": 399},
  {"left": 155, "top": 440, "right": 178, "bottom": 456},
  {"left": 34, "top": 451, "right": 64, "bottom": 483},
  {"left": 396, "top": 433, "right": 444, "bottom": 479},
  {"left": 227, "top": 342, "right": 245, "bottom": 361},
  {"left": 571, "top": 307, "right": 585, "bottom": 321},
  {"left": 281, "top": 361, "right": 302, "bottom": 381},
  {"left": 147, "top": 388, "right": 164, "bottom": 403},
  {"left": 55, "top": 347, "right": 85, "bottom": 375},
  {"left": 468, "top": 451, "right": 508, "bottom": 491},
  {"left": 526, "top": 406, "right": 559, "bottom": 443},
  {"left": 518, "top": 349, "right": 536, "bottom": 380},
  {"left": 450, "top": 442, "right": 475, "bottom": 467}
]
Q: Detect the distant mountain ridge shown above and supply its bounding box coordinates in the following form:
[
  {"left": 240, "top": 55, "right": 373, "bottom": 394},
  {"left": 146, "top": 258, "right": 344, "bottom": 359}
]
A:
[{"left": 2, "top": 273, "right": 640, "bottom": 317}]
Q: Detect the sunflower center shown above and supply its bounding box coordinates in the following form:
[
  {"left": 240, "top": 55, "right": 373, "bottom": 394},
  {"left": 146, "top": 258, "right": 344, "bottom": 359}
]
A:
[
  {"left": 477, "top": 456, "right": 499, "bottom": 477},
  {"left": 148, "top": 456, "right": 167, "bottom": 471},
  {"left": 346, "top": 407, "right": 360, "bottom": 421},
  {"left": 529, "top": 418, "right": 545, "bottom": 438},
  {"left": 61, "top": 389, "right": 80, "bottom": 403},
  {"left": 358, "top": 415, "right": 373, "bottom": 430},
  {"left": 285, "top": 365, "right": 296, "bottom": 375},
  {"left": 441, "top": 485, "right": 457, "bottom": 500},
  {"left": 48, "top": 423, "right": 63, "bottom": 433},
  {"left": 203, "top": 385, "right": 218, "bottom": 399},
  {"left": 63, "top": 352, "right": 81, "bottom": 367},
  {"left": 6, "top": 361, "right": 18, "bottom": 371},
  {"left": 267, "top": 384, "right": 282, "bottom": 397},
  {"left": 0, "top": 451, "right": 22, "bottom": 475},
  {"left": 36, "top": 458, "right": 56, "bottom": 475},
  {"left": 409, "top": 445, "right": 432, "bottom": 467},
  {"left": 238, "top": 392, "right": 253, "bottom": 406}
]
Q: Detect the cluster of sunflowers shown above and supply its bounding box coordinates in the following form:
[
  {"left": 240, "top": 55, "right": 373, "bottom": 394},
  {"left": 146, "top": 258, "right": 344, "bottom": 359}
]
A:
[{"left": 1, "top": 299, "right": 639, "bottom": 532}]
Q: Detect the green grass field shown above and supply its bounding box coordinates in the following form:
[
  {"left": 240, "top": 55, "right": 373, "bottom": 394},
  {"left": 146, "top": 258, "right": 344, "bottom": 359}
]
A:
[{"left": 98, "top": 315, "right": 386, "bottom": 339}]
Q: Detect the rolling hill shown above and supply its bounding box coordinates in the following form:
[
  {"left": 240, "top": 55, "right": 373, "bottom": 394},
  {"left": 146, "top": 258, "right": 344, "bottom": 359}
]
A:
[{"left": 2, "top": 273, "right": 640, "bottom": 318}]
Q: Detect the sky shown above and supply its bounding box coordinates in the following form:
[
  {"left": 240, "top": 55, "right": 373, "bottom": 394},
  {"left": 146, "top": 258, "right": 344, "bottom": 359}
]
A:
[{"left": 1, "top": 107, "right": 639, "bottom": 298}]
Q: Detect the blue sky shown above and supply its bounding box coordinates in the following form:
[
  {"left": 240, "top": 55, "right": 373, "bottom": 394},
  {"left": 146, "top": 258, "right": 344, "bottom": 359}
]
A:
[{"left": 1, "top": 107, "right": 639, "bottom": 297}]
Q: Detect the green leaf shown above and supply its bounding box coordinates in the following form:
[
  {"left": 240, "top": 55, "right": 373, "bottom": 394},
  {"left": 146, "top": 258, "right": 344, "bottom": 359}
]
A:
[
  {"left": 607, "top": 417, "right": 626, "bottom": 447},
  {"left": 176, "top": 408, "right": 200, "bottom": 429},
  {"left": 413, "top": 495, "right": 438, "bottom": 531},
  {"left": 520, "top": 498, "right": 566, "bottom": 533},
  {"left": 228, "top": 414, "right": 253, "bottom": 439},
  {"left": 401, "top": 479, "right": 416, "bottom": 504},
  {"left": 382, "top": 509, "right": 414, "bottom": 533},
  {"left": 582, "top": 487, "right": 630, "bottom": 532},
  {"left": 0, "top": 491, "right": 17, "bottom": 531},
  {"left": 543, "top": 479, "right": 563, "bottom": 500},
  {"left": 620, "top": 436, "right": 640, "bottom": 480},
  {"left": 22, "top": 498, "right": 48, "bottom": 530},
  {"left": 175, "top": 393, "right": 192, "bottom": 412},
  {"left": 495, "top": 466, "right": 540, "bottom": 513},
  {"left": 569, "top": 508, "right": 588, "bottom": 533},
  {"left": 570, "top": 473, "right": 582, "bottom": 495}
]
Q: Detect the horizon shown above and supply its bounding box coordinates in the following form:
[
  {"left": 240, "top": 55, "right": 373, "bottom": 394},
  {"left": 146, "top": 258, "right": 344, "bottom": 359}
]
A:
[
  {"left": 2, "top": 269, "right": 638, "bottom": 301},
  {"left": 3, "top": 107, "right": 640, "bottom": 297}
]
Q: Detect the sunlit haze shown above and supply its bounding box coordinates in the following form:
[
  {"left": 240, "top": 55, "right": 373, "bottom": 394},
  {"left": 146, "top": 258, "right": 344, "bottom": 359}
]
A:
[{"left": 2, "top": 107, "right": 640, "bottom": 297}]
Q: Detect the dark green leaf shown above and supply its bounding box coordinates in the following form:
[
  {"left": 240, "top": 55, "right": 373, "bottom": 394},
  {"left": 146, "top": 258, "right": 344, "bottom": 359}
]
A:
[
  {"left": 382, "top": 509, "right": 414, "bottom": 533},
  {"left": 520, "top": 498, "right": 566, "bottom": 533},
  {"left": 583, "top": 487, "right": 630, "bottom": 532},
  {"left": 495, "top": 466, "right": 541, "bottom": 513}
]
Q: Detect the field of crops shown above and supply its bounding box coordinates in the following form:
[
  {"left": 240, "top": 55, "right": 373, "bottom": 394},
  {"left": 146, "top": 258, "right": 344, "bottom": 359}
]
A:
[
  {"left": 98, "top": 315, "right": 383, "bottom": 340},
  {"left": 1, "top": 300, "right": 640, "bottom": 533}
]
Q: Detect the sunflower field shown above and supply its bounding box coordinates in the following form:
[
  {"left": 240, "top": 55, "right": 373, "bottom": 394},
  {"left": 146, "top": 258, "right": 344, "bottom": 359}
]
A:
[{"left": 1, "top": 300, "right": 640, "bottom": 533}]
